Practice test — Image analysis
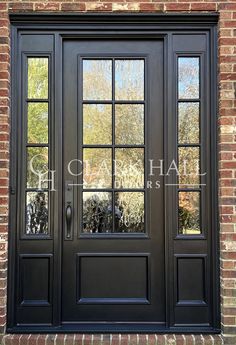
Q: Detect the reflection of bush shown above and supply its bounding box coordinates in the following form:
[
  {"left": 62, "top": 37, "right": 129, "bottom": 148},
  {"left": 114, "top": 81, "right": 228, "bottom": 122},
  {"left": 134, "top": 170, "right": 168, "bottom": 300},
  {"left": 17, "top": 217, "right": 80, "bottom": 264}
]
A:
[
  {"left": 26, "top": 192, "right": 48, "bottom": 234},
  {"left": 83, "top": 194, "right": 112, "bottom": 233},
  {"left": 178, "top": 206, "right": 199, "bottom": 234},
  {"left": 83, "top": 193, "right": 144, "bottom": 233},
  {"left": 115, "top": 193, "right": 144, "bottom": 233}
]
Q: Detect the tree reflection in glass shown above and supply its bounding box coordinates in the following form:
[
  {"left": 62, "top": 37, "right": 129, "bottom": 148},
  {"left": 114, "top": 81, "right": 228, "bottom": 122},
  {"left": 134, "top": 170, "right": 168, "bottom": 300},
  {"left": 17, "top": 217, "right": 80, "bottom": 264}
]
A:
[
  {"left": 83, "top": 192, "right": 112, "bottom": 233},
  {"left": 28, "top": 58, "right": 48, "bottom": 99},
  {"left": 28, "top": 103, "right": 48, "bottom": 143},
  {"left": 83, "top": 60, "right": 112, "bottom": 101},
  {"left": 115, "top": 192, "right": 144, "bottom": 233},
  {"left": 27, "top": 147, "right": 48, "bottom": 189},
  {"left": 178, "top": 103, "right": 199, "bottom": 144},
  {"left": 178, "top": 147, "right": 200, "bottom": 187},
  {"left": 115, "top": 60, "right": 144, "bottom": 100},
  {"left": 26, "top": 192, "right": 48, "bottom": 235},
  {"left": 83, "top": 148, "right": 112, "bottom": 188},
  {"left": 115, "top": 104, "right": 144, "bottom": 145},
  {"left": 178, "top": 191, "right": 200, "bottom": 235},
  {"left": 178, "top": 57, "right": 199, "bottom": 99},
  {"left": 115, "top": 148, "right": 144, "bottom": 189},
  {"left": 83, "top": 104, "right": 112, "bottom": 145}
]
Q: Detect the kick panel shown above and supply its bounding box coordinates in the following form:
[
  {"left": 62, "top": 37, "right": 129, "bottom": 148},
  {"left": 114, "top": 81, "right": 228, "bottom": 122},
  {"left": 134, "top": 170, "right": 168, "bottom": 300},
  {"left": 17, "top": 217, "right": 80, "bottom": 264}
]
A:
[{"left": 76, "top": 254, "right": 149, "bottom": 304}]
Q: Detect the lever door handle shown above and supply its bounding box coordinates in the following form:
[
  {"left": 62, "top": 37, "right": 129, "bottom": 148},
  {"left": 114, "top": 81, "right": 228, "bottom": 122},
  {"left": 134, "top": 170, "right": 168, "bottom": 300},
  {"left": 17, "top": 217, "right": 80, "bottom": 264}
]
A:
[{"left": 66, "top": 204, "right": 72, "bottom": 239}]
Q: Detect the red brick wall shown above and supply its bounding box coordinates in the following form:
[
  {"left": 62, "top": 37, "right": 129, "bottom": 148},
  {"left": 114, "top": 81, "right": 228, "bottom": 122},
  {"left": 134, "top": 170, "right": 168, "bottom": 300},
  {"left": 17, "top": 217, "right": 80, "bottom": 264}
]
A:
[{"left": 0, "top": 1, "right": 236, "bottom": 344}]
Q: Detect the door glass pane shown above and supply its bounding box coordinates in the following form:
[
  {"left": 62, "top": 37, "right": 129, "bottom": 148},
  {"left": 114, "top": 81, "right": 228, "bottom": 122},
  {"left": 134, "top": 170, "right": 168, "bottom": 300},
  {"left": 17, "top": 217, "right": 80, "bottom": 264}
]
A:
[
  {"left": 83, "top": 60, "right": 112, "bottom": 100},
  {"left": 115, "top": 148, "right": 144, "bottom": 189},
  {"left": 28, "top": 57, "right": 48, "bottom": 99},
  {"left": 83, "top": 148, "right": 112, "bottom": 188},
  {"left": 115, "top": 192, "right": 144, "bottom": 233},
  {"left": 27, "top": 147, "right": 48, "bottom": 189},
  {"left": 178, "top": 191, "right": 200, "bottom": 235},
  {"left": 115, "top": 104, "right": 144, "bottom": 145},
  {"left": 115, "top": 60, "right": 144, "bottom": 100},
  {"left": 178, "top": 147, "right": 200, "bottom": 187},
  {"left": 28, "top": 103, "right": 48, "bottom": 144},
  {"left": 26, "top": 191, "right": 48, "bottom": 235},
  {"left": 178, "top": 57, "right": 199, "bottom": 99},
  {"left": 178, "top": 103, "right": 199, "bottom": 144},
  {"left": 82, "top": 192, "right": 112, "bottom": 233},
  {"left": 83, "top": 104, "right": 112, "bottom": 145}
]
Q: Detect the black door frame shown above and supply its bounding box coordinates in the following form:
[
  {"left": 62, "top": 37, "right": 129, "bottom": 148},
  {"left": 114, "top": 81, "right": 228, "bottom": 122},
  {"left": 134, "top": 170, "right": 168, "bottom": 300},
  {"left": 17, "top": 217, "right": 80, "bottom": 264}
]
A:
[{"left": 8, "top": 13, "right": 220, "bottom": 333}]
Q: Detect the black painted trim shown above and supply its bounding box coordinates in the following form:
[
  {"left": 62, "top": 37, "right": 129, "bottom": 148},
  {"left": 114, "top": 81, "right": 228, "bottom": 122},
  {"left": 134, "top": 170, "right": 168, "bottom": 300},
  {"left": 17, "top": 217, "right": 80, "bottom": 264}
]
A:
[
  {"left": 9, "top": 13, "right": 219, "bottom": 25},
  {"left": 8, "top": 13, "right": 219, "bottom": 334}
]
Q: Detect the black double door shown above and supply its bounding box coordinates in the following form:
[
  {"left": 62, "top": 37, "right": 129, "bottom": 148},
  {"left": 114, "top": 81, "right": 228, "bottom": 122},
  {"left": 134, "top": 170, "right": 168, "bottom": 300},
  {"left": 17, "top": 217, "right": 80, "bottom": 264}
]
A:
[{"left": 62, "top": 39, "right": 165, "bottom": 324}]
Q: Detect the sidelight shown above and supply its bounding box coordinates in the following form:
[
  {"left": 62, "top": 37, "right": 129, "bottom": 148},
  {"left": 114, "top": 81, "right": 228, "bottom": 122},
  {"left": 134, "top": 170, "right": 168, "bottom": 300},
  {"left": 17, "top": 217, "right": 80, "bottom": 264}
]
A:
[
  {"left": 28, "top": 57, "right": 48, "bottom": 99},
  {"left": 27, "top": 103, "right": 48, "bottom": 143},
  {"left": 25, "top": 57, "right": 50, "bottom": 235},
  {"left": 27, "top": 147, "right": 48, "bottom": 189},
  {"left": 178, "top": 147, "right": 200, "bottom": 187},
  {"left": 178, "top": 57, "right": 199, "bottom": 99},
  {"left": 26, "top": 191, "right": 48, "bottom": 235},
  {"left": 178, "top": 191, "right": 200, "bottom": 235},
  {"left": 178, "top": 102, "right": 199, "bottom": 144},
  {"left": 177, "top": 57, "right": 201, "bottom": 235}
]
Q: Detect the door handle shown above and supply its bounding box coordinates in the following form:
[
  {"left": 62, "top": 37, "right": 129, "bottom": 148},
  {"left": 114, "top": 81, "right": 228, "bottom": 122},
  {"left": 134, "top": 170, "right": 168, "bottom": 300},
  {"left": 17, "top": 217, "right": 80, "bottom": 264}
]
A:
[
  {"left": 66, "top": 204, "right": 72, "bottom": 239},
  {"left": 65, "top": 180, "right": 73, "bottom": 240}
]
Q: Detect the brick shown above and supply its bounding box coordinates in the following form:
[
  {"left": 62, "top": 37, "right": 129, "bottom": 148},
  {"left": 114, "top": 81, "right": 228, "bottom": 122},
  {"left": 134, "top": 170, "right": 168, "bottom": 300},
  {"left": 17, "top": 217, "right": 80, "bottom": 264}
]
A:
[
  {"left": 191, "top": 3, "right": 217, "bottom": 11},
  {"left": 165, "top": 3, "right": 190, "bottom": 11},
  {"left": 34, "top": 3, "right": 60, "bottom": 11},
  {"left": 8, "top": 2, "right": 34, "bottom": 12},
  {"left": 139, "top": 3, "right": 164, "bottom": 12},
  {"left": 28, "top": 335, "right": 39, "bottom": 345},
  {"left": 112, "top": 3, "right": 140, "bottom": 11},
  {"left": 219, "top": 3, "right": 236, "bottom": 11},
  {"left": 37, "top": 335, "right": 47, "bottom": 345},
  {"left": 86, "top": 3, "right": 112, "bottom": 11},
  {"left": 64, "top": 335, "right": 74, "bottom": 345},
  {"left": 155, "top": 335, "right": 166, "bottom": 344},
  {"left": 61, "top": 3, "right": 86, "bottom": 11}
]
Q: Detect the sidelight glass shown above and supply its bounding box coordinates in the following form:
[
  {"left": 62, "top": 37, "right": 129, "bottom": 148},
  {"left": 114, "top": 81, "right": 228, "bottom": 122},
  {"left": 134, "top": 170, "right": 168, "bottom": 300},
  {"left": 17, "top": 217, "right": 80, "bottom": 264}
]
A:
[
  {"left": 83, "top": 60, "right": 112, "bottom": 100},
  {"left": 178, "top": 57, "right": 199, "bottom": 99},
  {"left": 114, "top": 192, "right": 144, "bottom": 233},
  {"left": 27, "top": 147, "right": 48, "bottom": 189},
  {"left": 115, "top": 104, "right": 144, "bottom": 145},
  {"left": 28, "top": 57, "right": 48, "bottom": 99},
  {"left": 27, "top": 103, "right": 48, "bottom": 144},
  {"left": 26, "top": 191, "right": 48, "bottom": 235},
  {"left": 178, "top": 103, "right": 199, "bottom": 144},
  {"left": 83, "top": 104, "right": 112, "bottom": 145},
  {"left": 115, "top": 148, "right": 144, "bottom": 189},
  {"left": 115, "top": 60, "right": 144, "bottom": 100},
  {"left": 83, "top": 148, "right": 112, "bottom": 189},
  {"left": 178, "top": 147, "right": 200, "bottom": 187},
  {"left": 178, "top": 191, "right": 200, "bottom": 235},
  {"left": 82, "top": 192, "right": 112, "bottom": 233}
]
